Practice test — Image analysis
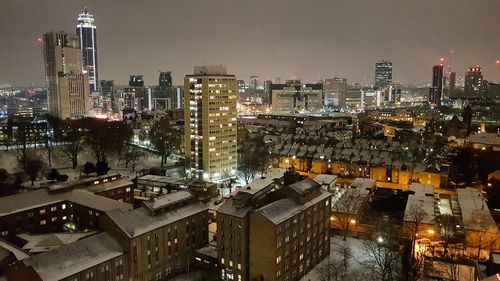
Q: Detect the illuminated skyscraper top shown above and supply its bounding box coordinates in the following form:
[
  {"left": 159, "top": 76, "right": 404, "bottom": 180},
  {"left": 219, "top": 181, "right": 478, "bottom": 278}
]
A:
[{"left": 76, "top": 7, "right": 98, "bottom": 92}]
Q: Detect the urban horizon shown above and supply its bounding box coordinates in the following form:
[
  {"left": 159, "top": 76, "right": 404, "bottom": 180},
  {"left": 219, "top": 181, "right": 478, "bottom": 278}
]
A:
[{"left": 1, "top": 0, "right": 500, "bottom": 87}]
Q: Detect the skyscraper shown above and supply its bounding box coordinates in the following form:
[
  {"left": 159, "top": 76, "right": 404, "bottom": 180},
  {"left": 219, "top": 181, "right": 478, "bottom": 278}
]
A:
[
  {"left": 76, "top": 7, "right": 98, "bottom": 92},
  {"left": 429, "top": 64, "right": 444, "bottom": 106},
  {"left": 249, "top": 75, "right": 259, "bottom": 90},
  {"left": 375, "top": 60, "right": 393, "bottom": 88},
  {"left": 43, "top": 31, "right": 90, "bottom": 119},
  {"left": 184, "top": 66, "right": 237, "bottom": 182},
  {"left": 159, "top": 71, "right": 173, "bottom": 89},
  {"left": 129, "top": 75, "right": 144, "bottom": 87},
  {"left": 465, "top": 66, "right": 484, "bottom": 97}
]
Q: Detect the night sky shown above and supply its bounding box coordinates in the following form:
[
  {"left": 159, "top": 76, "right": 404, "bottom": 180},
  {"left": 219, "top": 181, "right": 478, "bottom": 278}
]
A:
[{"left": 1, "top": 0, "right": 499, "bottom": 87}]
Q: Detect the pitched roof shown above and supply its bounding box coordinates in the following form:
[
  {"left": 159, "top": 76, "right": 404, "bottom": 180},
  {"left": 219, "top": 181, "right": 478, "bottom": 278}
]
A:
[
  {"left": 106, "top": 202, "right": 207, "bottom": 238},
  {"left": 24, "top": 233, "right": 123, "bottom": 281}
]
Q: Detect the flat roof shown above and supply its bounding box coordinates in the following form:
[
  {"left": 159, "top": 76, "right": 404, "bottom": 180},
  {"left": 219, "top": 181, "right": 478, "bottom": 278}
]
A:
[
  {"left": 142, "top": 190, "right": 194, "bottom": 212},
  {"left": 313, "top": 174, "right": 338, "bottom": 186},
  {"left": 404, "top": 183, "right": 436, "bottom": 225},
  {"left": 236, "top": 168, "right": 285, "bottom": 196},
  {"left": 457, "top": 188, "right": 497, "bottom": 231},
  {"left": 24, "top": 233, "right": 123, "bottom": 281},
  {"left": 256, "top": 189, "right": 331, "bottom": 225}
]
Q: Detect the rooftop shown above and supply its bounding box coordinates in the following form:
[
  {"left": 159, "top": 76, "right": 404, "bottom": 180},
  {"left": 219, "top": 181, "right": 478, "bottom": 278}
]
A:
[
  {"left": 313, "top": 174, "right": 338, "bottom": 187},
  {"left": 18, "top": 231, "right": 97, "bottom": 253},
  {"left": 288, "top": 178, "right": 320, "bottom": 195},
  {"left": 457, "top": 188, "right": 497, "bottom": 231},
  {"left": 0, "top": 188, "right": 132, "bottom": 217},
  {"left": 236, "top": 168, "right": 286, "bottom": 196},
  {"left": 404, "top": 183, "right": 436, "bottom": 225},
  {"left": 24, "top": 233, "right": 123, "bottom": 281},
  {"left": 256, "top": 189, "right": 331, "bottom": 225},
  {"left": 142, "top": 190, "right": 195, "bottom": 212},
  {"left": 106, "top": 202, "right": 208, "bottom": 238}
]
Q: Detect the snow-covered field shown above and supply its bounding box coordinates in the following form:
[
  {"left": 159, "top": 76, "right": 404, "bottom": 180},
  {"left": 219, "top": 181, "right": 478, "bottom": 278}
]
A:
[{"left": 302, "top": 235, "right": 367, "bottom": 280}]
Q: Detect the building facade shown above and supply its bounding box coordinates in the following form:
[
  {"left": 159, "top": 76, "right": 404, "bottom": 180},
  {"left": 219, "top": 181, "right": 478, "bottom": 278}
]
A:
[
  {"left": 43, "top": 31, "right": 90, "bottom": 119},
  {"left": 271, "top": 80, "right": 323, "bottom": 112},
  {"left": 184, "top": 66, "right": 238, "bottom": 182},
  {"left": 375, "top": 60, "right": 393, "bottom": 88},
  {"left": 324, "top": 77, "right": 347, "bottom": 109},
  {"left": 465, "top": 66, "right": 484, "bottom": 97},
  {"left": 217, "top": 170, "right": 331, "bottom": 281},
  {"left": 76, "top": 7, "right": 98, "bottom": 92},
  {"left": 429, "top": 64, "right": 444, "bottom": 106}
]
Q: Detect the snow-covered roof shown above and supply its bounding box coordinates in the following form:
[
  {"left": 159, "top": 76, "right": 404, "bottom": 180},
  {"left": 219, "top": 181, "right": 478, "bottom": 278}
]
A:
[
  {"left": 255, "top": 189, "right": 330, "bottom": 225},
  {"left": 106, "top": 202, "right": 208, "bottom": 238},
  {"left": 238, "top": 168, "right": 286, "bottom": 196},
  {"left": 288, "top": 178, "right": 320, "bottom": 195},
  {"left": 0, "top": 240, "right": 30, "bottom": 261},
  {"left": 457, "top": 188, "right": 497, "bottom": 231},
  {"left": 48, "top": 173, "right": 122, "bottom": 191},
  {"left": 0, "top": 188, "right": 132, "bottom": 217},
  {"left": 350, "top": 178, "right": 376, "bottom": 194},
  {"left": 85, "top": 178, "right": 133, "bottom": 193},
  {"left": 18, "top": 231, "right": 97, "bottom": 253},
  {"left": 404, "top": 183, "right": 436, "bottom": 225},
  {"left": 24, "top": 233, "right": 123, "bottom": 281},
  {"left": 313, "top": 174, "right": 337, "bottom": 187},
  {"left": 143, "top": 190, "right": 194, "bottom": 212},
  {"left": 196, "top": 244, "right": 218, "bottom": 258}
]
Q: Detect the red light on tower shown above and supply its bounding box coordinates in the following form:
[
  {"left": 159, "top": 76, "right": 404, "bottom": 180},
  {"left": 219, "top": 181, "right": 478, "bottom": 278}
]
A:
[
  {"left": 439, "top": 57, "right": 444, "bottom": 66},
  {"left": 36, "top": 37, "right": 42, "bottom": 46},
  {"left": 496, "top": 60, "right": 500, "bottom": 65}
]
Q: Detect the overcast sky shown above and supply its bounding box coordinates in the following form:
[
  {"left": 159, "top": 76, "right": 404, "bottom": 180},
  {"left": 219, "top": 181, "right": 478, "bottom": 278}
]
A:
[{"left": 0, "top": 0, "right": 499, "bottom": 87}]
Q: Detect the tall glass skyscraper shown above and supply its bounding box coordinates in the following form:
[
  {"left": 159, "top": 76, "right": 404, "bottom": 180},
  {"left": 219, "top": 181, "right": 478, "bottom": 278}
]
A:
[
  {"left": 375, "top": 60, "right": 393, "bottom": 88},
  {"left": 76, "top": 7, "right": 98, "bottom": 92}
]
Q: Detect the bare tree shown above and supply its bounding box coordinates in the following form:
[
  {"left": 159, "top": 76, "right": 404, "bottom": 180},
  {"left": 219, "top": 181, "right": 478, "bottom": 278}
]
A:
[
  {"left": 465, "top": 211, "right": 500, "bottom": 260},
  {"left": 125, "top": 145, "right": 144, "bottom": 172},
  {"left": 362, "top": 236, "right": 401, "bottom": 281},
  {"left": 437, "top": 214, "right": 460, "bottom": 257},
  {"left": 403, "top": 203, "right": 427, "bottom": 281},
  {"left": 59, "top": 122, "right": 85, "bottom": 169},
  {"left": 24, "top": 155, "right": 45, "bottom": 186},
  {"left": 149, "top": 118, "right": 181, "bottom": 166},
  {"left": 331, "top": 187, "right": 362, "bottom": 240}
]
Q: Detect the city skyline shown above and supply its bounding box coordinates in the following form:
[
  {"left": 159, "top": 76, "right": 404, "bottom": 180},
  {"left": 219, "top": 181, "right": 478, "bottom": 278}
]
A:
[{"left": 1, "top": 0, "right": 499, "bottom": 88}]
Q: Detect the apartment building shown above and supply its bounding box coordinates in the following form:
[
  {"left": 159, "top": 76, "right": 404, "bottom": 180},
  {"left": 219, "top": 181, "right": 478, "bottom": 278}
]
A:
[
  {"left": 184, "top": 65, "right": 238, "bottom": 182},
  {"left": 217, "top": 169, "right": 331, "bottom": 281}
]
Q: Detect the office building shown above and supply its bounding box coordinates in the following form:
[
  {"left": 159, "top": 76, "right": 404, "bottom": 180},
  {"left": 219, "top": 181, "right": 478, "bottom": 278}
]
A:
[
  {"left": 429, "top": 64, "right": 444, "bottom": 106},
  {"left": 465, "top": 66, "right": 484, "bottom": 97},
  {"left": 249, "top": 75, "right": 259, "bottom": 90},
  {"left": 448, "top": 72, "right": 456, "bottom": 98},
  {"left": 385, "top": 83, "right": 401, "bottom": 103},
  {"left": 184, "top": 66, "right": 238, "bottom": 182},
  {"left": 42, "top": 31, "right": 90, "bottom": 119},
  {"left": 324, "top": 77, "right": 347, "bottom": 108},
  {"left": 217, "top": 169, "right": 331, "bottom": 281},
  {"left": 159, "top": 71, "right": 173, "bottom": 89},
  {"left": 129, "top": 75, "right": 145, "bottom": 87},
  {"left": 271, "top": 80, "right": 323, "bottom": 112},
  {"left": 76, "top": 7, "right": 98, "bottom": 92},
  {"left": 375, "top": 60, "right": 393, "bottom": 88}
]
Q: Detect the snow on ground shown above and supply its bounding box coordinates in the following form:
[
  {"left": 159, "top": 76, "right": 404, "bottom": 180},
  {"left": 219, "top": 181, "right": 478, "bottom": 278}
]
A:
[
  {"left": 302, "top": 235, "right": 367, "bottom": 280},
  {"left": 0, "top": 148, "right": 174, "bottom": 186}
]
